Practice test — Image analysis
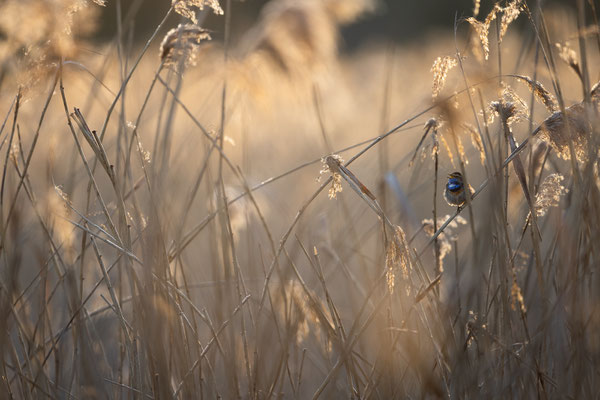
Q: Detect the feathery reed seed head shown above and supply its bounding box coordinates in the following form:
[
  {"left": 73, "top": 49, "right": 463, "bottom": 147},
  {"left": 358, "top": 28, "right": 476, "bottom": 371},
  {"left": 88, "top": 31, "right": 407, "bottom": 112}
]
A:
[
  {"left": 534, "top": 174, "right": 568, "bottom": 217},
  {"left": 160, "top": 24, "right": 211, "bottom": 70},
  {"left": 535, "top": 102, "right": 598, "bottom": 163},
  {"left": 385, "top": 226, "right": 412, "bottom": 294},
  {"left": 172, "top": 0, "right": 223, "bottom": 24},
  {"left": 515, "top": 75, "right": 558, "bottom": 112},
  {"left": 463, "top": 122, "right": 486, "bottom": 165},
  {"left": 431, "top": 56, "right": 457, "bottom": 99},
  {"left": 467, "top": 0, "right": 521, "bottom": 60},
  {"left": 555, "top": 42, "right": 582, "bottom": 79},
  {"left": 499, "top": 0, "right": 523, "bottom": 42},
  {"left": 422, "top": 215, "right": 467, "bottom": 269},
  {"left": 320, "top": 155, "right": 344, "bottom": 199}
]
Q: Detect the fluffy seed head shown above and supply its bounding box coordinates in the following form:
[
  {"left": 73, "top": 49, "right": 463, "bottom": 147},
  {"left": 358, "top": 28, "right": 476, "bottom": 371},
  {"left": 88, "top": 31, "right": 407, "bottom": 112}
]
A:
[
  {"left": 534, "top": 102, "right": 599, "bottom": 162},
  {"left": 534, "top": 174, "right": 568, "bottom": 217},
  {"left": 172, "top": 0, "right": 223, "bottom": 24},
  {"left": 385, "top": 225, "right": 412, "bottom": 294},
  {"left": 320, "top": 154, "right": 344, "bottom": 199},
  {"left": 422, "top": 215, "right": 467, "bottom": 270},
  {"left": 431, "top": 56, "right": 457, "bottom": 99},
  {"left": 555, "top": 42, "right": 581, "bottom": 79},
  {"left": 159, "top": 24, "right": 211, "bottom": 70},
  {"left": 514, "top": 75, "right": 558, "bottom": 112},
  {"left": 499, "top": 0, "right": 523, "bottom": 42}
]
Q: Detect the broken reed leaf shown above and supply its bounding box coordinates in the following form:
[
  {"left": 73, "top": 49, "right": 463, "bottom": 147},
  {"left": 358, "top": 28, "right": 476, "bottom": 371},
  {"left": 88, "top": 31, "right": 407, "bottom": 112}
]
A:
[
  {"left": 414, "top": 274, "right": 442, "bottom": 303},
  {"left": 91, "top": 0, "right": 107, "bottom": 5},
  {"left": 324, "top": 155, "right": 377, "bottom": 202},
  {"left": 172, "top": 0, "right": 223, "bottom": 24},
  {"left": 159, "top": 24, "right": 211, "bottom": 69},
  {"left": 534, "top": 173, "right": 568, "bottom": 217},
  {"left": 512, "top": 75, "right": 558, "bottom": 112},
  {"left": 555, "top": 42, "right": 582, "bottom": 80},
  {"left": 71, "top": 108, "right": 115, "bottom": 183},
  {"left": 431, "top": 56, "right": 457, "bottom": 99},
  {"left": 410, "top": 118, "right": 439, "bottom": 167},
  {"left": 339, "top": 165, "right": 377, "bottom": 201}
]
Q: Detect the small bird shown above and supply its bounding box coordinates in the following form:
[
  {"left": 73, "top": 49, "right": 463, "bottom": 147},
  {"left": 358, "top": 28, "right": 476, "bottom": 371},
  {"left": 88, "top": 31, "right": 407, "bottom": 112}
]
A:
[{"left": 444, "top": 172, "right": 473, "bottom": 208}]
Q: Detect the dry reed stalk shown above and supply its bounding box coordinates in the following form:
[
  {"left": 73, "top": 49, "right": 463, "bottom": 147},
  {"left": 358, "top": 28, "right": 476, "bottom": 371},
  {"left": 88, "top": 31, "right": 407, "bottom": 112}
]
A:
[{"left": 3, "top": 0, "right": 600, "bottom": 397}]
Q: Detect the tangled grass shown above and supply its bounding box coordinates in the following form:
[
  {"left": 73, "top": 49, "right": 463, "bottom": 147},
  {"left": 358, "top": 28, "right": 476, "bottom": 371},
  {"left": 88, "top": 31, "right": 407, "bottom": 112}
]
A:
[{"left": 0, "top": 0, "right": 599, "bottom": 398}]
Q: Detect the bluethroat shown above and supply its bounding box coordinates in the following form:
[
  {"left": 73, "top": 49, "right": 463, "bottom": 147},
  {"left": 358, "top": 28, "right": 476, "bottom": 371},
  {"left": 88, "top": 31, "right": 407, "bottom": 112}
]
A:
[{"left": 444, "top": 172, "right": 473, "bottom": 208}]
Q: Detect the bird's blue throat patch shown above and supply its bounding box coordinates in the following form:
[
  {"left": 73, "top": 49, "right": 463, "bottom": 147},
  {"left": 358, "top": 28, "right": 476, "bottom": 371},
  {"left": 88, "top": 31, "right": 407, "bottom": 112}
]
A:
[{"left": 447, "top": 179, "right": 462, "bottom": 192}]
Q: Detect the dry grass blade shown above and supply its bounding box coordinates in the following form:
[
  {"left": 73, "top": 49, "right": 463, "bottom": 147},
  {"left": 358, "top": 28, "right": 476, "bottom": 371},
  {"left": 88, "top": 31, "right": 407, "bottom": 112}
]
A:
[
  {"left": 2, "top": 1, "right": 600, "bottom": 398},
  {"left": 324, "top": 155, "right": 377, "bottom": 203},
  {"left": 71, "top": 108, "right": 114, "bottom": 182},
  {"left": 415, "top": 274, "right": 442, "bottom": 303},
  {"left": 410, "top": 118, "right": 439, "bottom": 167}
]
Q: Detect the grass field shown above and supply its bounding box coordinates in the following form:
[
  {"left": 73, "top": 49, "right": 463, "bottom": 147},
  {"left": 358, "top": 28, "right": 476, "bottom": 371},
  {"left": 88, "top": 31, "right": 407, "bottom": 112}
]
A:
[{"left": 0, "top": 0, "right": 599, "bottom": 398}]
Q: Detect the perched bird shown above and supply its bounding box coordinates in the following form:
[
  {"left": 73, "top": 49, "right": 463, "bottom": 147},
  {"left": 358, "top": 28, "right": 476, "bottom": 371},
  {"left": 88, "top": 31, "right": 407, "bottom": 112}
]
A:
[{"left": 444, "top": 172, "right": 473, "bottom": 208}]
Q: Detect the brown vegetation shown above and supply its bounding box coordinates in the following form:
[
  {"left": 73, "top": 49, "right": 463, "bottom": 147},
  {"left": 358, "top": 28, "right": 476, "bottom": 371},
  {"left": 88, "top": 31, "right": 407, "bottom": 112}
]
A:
[{"left": 0, "top": 0, "right": 599, "bottom": 398}]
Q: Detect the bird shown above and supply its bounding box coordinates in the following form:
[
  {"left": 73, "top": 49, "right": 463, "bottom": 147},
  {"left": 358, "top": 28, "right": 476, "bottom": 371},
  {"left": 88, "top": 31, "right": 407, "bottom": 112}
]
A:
[{"left": 444, "top": 172, "right": 473, "bottom": 208}]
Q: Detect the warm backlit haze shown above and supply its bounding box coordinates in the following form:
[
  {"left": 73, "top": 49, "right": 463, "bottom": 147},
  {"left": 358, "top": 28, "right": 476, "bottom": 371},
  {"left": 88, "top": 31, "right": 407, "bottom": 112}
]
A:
[{"left": 0, "top": 0, "right": 599, "bottom": 398}]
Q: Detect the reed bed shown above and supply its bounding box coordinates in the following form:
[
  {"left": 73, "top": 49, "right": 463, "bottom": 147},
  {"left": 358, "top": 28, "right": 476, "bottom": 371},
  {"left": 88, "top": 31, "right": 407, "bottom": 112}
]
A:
[{"left": 0, "top": 0, "right": 599, "bottom": 398}]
